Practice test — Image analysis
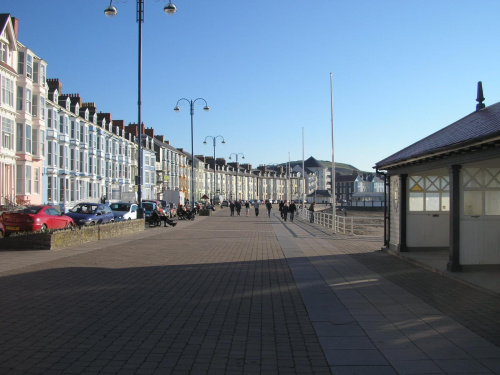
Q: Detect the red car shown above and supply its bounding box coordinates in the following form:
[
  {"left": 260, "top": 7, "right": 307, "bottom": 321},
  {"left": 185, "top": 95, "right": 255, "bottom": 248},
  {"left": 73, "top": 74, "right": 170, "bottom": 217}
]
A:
[{"left": 0, "top": 205, "right": 75, "bottom": 237}]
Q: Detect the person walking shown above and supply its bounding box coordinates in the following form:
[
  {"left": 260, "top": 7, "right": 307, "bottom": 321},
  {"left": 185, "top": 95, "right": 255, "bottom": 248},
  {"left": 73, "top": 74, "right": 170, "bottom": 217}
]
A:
[
  {"left": 308, "top": 201, "right": 315, "bottom": 223},
  {"left": 235, "top": 200, "right": 242, "bottom": 216},
  {"left": 289, "top": 201, "right": 297, "bottom": 222},
  {"left": 245, "top": 201, "right": 250, "bottom": 216},
  {"left": 279, "top": 200, "right": 284, "bottom": 218},
  {"left": 282, "top": 202, "right": 289, "bottom": 221},
  {"left": 266, "top": 200, "right": 272, "bottom": 217},
  {"left": 254, "top": 200, "right": 260, "bottom": 216},
  {"left": 230, "top": 201, "right": 235, "bottom": 216}
]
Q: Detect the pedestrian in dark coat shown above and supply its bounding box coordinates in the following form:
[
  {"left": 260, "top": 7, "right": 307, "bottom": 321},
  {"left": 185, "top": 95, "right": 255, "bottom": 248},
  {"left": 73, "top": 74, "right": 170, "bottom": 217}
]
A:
[
  {"left": 279, "top": 200, "right": 284, "bottom": 218},
  {"left": 254, "top": 200, "right": 260, "bottom": 216},
  {"left": 282, "top": 203, "right": 289, "bottom": 221},
  {"left": 308, "top": 202, "right": 315, "bottom": 223},
  {"left": 230, "top": 201, "right": 235, "bottom": 216},
  {"left": 289, "top": 201, "right": 297, "bottom": 222},
  {"left": 235, "top": 200, "right": 242, "bottom": 216},
  {"left": 266, "top": 200, "right": 272, "bottom": 217}
]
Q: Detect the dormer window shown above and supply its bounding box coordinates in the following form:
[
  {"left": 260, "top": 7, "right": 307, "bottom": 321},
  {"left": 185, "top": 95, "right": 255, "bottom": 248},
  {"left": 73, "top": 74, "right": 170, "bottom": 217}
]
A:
[
  {"left": 92, "top": 113, "right": 97, "bottom": 124},
  {"left": 84, "top": 108, "right": 89, "bottom": 121},
  {"left": 65, "top": 97, "right": 70, "bottom": 111},
  {"left": 75, "top": 103, "right": 79, "bottom": 115},
  {"left": 53, "top": 89, "right": 58, "bottom": 103},
  {"left": 1, "top": 42, "right": 8, "bottom": 63}
]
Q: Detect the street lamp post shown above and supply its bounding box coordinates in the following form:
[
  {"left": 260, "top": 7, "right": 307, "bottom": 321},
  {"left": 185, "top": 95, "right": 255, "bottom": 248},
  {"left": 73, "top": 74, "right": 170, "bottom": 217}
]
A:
[
  {"left": 203, "top": 135, "right": 225, "bottom": 205},
  {"left": 229, "top": 152, "right": 245, "bottom": 200},
  {"left": 174, "top": 98, "right": 210, "bottom": 206},
  {"left": 104, "top": 0, "right": 177, "bottom": 217}
]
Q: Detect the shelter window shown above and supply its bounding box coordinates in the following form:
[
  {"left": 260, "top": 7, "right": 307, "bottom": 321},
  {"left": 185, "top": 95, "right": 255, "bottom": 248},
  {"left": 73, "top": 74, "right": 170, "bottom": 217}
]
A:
[
  {"left": 408, "top": 175, "right": 449, "bottom": 212},
  {"left": 463, "top": 167, "right": 500, "bottom": 216}
]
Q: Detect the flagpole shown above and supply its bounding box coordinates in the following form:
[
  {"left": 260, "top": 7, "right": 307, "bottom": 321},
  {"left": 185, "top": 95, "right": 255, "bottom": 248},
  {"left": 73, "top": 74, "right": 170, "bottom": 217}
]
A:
[
  {"left": 330, "top": 73, "right": 336, "bottom": 233},
  {"left": 302, "top": 127, "right": 305, "bottom": 207}
]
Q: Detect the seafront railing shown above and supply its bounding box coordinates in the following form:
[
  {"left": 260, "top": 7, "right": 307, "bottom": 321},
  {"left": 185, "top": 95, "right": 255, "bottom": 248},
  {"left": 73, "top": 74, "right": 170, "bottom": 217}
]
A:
[{"left": 296, "top": 208, "right": 383, "bottom": 236}]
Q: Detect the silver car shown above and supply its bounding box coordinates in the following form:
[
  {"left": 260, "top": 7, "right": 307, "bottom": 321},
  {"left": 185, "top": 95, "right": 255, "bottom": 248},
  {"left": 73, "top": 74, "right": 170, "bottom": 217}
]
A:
[{"left": 109, "top": 202, "right": 138, "bottom": 222}]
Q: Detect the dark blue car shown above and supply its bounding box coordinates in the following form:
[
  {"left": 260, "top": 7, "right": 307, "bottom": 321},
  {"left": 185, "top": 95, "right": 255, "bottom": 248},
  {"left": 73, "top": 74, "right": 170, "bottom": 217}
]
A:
[{"left": 66, "top": 203, "right": 115, "bottom": 226}]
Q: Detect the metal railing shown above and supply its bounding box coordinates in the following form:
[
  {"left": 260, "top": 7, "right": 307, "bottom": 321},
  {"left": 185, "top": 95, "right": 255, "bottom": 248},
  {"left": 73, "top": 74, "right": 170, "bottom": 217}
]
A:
[{"left": 297, "top": 207, "right": 384, "bottom": 236}]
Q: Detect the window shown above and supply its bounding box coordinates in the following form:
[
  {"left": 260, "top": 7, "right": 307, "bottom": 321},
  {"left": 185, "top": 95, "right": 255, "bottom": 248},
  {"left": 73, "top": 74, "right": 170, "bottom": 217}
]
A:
[
  {"left": 26, "top": 124, "right": 32, "bottom": 154},
  {"left": 1, "top": 42, "right": 7, "bottom": 63},
  {"left": 32, "top": 127, "right": 38, "bottom": 155},
  {"left": 26, "top": 54, "right": 33, "bottom": 79},
  {"left": 32, "top": 94, "right": 38, "bottom": 117},
  {"left": 70, "top": 149, "right": 75, "bottom": 171},
  {"left": 16, "top": 123, "right": 23, "bottom": 152},
  {"left": 80, "top": 151, "right": 84, "bottom": 172},
  {"left": 408, "top": 175, "right": 449, "bottom": 212},
  {"left": 25, "top": 88, "right": 32, "bottom": 115},
  {"left": 16, "top": 165, "right": 22, "bottom": 194},
  {"left": 33, "top": 62, "right": 39, "bottom": 84},
  {"left": 40, "top": 97, "right": 45, "bottom": 119},
  {"left": 47, "top": 109, "right": 53, "bottom": 128},
  {"left": 40, "top": 65, "right": 46, "bottom": 87},
  {"left": 39, "top": 130, "right": 44, "bottom": 156},
  {"left": 59, "top": 145, "right": 64, "bottom": 168},
  {"left": 463, "top": 167, "right": 500, "bottom": 216},
  {"left": 48, "top": 176, "right": 53, "bottom": 202},
  {"left": 16, "top": 86, "right": 23, "bottom": 110},
  {"left": 2, "top": 118, "right": 14, "bottom": 150},
  {"left": 26, "top": 165, "right": 32, "bottom": 194},
  {"left": 2, "top": 77, "right": 14, "bottom": 107},
  {"left": 47, "top": 140, "right": 53, "bottom": 165},
  {"left": 17, "top": 51, "right": 24, "bottom": 74}
]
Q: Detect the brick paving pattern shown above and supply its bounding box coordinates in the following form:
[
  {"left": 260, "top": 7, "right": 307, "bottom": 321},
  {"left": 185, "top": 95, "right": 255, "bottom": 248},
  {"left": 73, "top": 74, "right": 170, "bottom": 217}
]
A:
[
  {"left": 0, "top": 208, "right": 499, "bottom": 374},
  {"left": 0, "top": 215, "right": 330, "bottom": 374}
]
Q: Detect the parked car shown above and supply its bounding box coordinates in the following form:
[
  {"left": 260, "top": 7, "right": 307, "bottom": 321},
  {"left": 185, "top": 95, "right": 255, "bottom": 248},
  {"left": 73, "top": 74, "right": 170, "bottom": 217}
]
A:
[
  {"left": 0, "top": 205, "right": 75, "bottom": 237},
  {"left": 66, "top": 203, "right": 115, "bottom": 226},
  {"left": 222, "top": 200, "right": 229, "bottom": 207},
  {"left": 142, "top": 200, "right": 165, "bottom": 215},
  {"left": 109, "top": 202, "right": 138, "bottom": 222},
  {"left": 141, "top": 201, "right": 158, "bottom": 221}
]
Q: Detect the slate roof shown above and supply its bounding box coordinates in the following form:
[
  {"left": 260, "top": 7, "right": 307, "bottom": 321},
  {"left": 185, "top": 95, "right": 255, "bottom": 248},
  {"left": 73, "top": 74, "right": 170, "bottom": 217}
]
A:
[
  {"left": 375, "top": 101, "right": 500, "bottom": 169},
  {"left": 0, "top": 14, "right": 9, "bottom": 34},
  {"left": 304, "top": 156, "right": 325, "bottom": 168}
]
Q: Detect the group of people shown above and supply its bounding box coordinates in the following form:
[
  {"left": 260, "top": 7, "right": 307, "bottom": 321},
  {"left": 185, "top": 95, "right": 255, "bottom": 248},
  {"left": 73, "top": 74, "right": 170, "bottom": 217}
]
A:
[
  {"left": 151, "top": 206, "right": 177, "bottom": 227},
  {"left": 176, "top": 204, "right": 196, "bottom": 220},
  {"left": 278, "top": 200, "right": 297, "bottom": 222}
]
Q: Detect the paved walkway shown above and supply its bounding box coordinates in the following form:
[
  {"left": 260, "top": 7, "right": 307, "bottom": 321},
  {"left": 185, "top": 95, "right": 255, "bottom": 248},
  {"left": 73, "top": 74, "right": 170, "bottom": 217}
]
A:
[{"left": 0, "top": 208, "right": 499, "bottom": 374}]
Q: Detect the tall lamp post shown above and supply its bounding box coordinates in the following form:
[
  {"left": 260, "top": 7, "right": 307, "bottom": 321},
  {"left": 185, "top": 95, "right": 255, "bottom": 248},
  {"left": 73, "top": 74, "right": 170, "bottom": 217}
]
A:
[
  {"left": 229, "top": 152, "right": 245, "bottom": 200},
  {"left": 104, "top": 0, "right": 177, "bottom": 217},
  {"left": 203, "top": 135, "right": 225, "bottom": 205},
  {"left": 174, "top": 98, "right": 210, "bottom": 206}
]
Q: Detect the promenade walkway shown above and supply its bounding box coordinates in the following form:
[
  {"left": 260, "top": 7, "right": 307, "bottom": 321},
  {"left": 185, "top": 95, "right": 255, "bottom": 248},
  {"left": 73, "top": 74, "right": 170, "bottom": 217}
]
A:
[{"left": 0, "top": 208, "right": 499, "bottom": 374}]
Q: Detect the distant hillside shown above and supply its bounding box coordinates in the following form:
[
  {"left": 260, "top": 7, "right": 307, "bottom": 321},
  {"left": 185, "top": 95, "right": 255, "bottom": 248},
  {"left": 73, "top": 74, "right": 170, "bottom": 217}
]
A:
[
  {"left": 317, "top": 160, "right": 360, "bottom": 175},
  {"left": 287, "top": 160, "right": 363, "bottom": 176}
]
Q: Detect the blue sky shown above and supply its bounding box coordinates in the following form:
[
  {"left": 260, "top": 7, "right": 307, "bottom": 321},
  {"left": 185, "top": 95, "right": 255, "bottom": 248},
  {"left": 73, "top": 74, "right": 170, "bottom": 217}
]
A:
[{"left": 6, "top": 0, "right": 500, "bottom": 172}]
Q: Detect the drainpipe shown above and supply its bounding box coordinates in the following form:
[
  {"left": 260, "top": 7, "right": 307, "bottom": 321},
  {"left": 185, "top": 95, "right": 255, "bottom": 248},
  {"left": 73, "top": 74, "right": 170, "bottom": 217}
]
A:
[{"left": 376, "top": 168, "right": 389, "bottom": 248}]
